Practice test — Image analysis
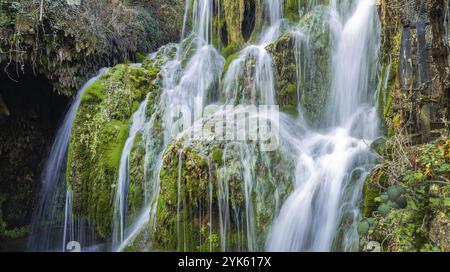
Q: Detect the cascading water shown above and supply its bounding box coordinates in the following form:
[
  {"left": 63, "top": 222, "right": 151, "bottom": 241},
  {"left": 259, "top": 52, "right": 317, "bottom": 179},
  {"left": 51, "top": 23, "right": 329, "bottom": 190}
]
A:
[
  {"left": 32, "top": 0, "right": 382, "bottom": 252},
  {"left": 223, "top": 0, "right": 283, "bottom": 105},
  {"left": 113, "top": 0, "right": 224, "bottom": 251},
  {"left": 266, "top": 0, "right": 380, "bottom": 251},
  {"left": 112, "top": 93, "right": 151, "bottom": 250},
  {"left": 267, "top": 0, "right": 283, "bottom": 24},
  {"left": 114, "top": 0, "right": 380, "bottom": 252},
  {"left": 27, "top": 69, "right": 107, "bottom": 251}
]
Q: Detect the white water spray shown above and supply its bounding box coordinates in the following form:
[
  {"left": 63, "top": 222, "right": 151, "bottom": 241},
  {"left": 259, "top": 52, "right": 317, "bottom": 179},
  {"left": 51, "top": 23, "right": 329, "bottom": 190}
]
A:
[
  {"left": 27, "top": 69, "right": 107, "bottom": 251},
  {"left": 267, "top": 0, "right": 380, "bottom": 252}
]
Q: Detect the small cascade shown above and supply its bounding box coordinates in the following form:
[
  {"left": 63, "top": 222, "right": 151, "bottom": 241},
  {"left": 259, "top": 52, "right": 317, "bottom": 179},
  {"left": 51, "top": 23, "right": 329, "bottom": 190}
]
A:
[
  {"left": 61, "top": 186, "right": 104, "bottom": 252},
  {"left": 223, "top": 45, "right": 276, "bottom": 105},
  {"left": 192, "top": 0, "right": 214, "bottom": 44},
  {"left": 266, "top": 0, "right": 283, "bottom": 24},
  {"left": 267, "top": 0, "right": 380, "bottom": 252},
  {"left": 327, "top": 0, "right": 379, "bottom": 126},
  {"left": 114, "top": 0, "right": 224, "bottom": 251},
  {"left": 291, "top": 28, "right": 311, "bottom": 120},
  {"left": 112, "top": 93, "right": 151, "bottom": 250},
  {"left": 223, "top": 0, "right": 284, "bottom": 106},
  {"left": 27, "top": 69, "right": 107, "bottom": 251}
]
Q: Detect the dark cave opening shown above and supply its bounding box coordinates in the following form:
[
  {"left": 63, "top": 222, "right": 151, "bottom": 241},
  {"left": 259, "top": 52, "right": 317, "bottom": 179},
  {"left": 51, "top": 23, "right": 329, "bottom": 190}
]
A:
[
  {"left": 0, "top": 62, "right": 70, "bottom": 244},
  {"left": 242, "top": 0, "right": 256, "bottom": 41}
]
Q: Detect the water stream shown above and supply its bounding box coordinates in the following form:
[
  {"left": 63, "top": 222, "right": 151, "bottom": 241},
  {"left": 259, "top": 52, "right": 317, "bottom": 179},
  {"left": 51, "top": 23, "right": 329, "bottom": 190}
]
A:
[
  {"left": 30, "top": 0, "right": 381, "bottom": 252},
  {"left": 27, "top": 69, "right": 107, "bottom": 251}
]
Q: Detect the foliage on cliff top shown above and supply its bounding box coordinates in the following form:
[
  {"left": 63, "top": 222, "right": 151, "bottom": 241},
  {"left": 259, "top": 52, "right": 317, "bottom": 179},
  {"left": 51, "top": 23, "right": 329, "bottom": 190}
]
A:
[{"left": 0, "top": 0, "right": 183, "bottom": 96}]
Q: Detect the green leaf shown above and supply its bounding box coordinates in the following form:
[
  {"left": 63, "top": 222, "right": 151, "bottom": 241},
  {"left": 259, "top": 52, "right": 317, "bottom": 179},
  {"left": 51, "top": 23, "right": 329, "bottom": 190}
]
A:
[{"left": 444, "top": 198, "right": 450, "bottom": 207}]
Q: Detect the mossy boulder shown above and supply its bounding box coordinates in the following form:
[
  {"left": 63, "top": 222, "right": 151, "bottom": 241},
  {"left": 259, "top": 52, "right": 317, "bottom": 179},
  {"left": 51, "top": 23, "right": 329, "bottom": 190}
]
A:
[
  {"left": 124, "top": 133, "right": 295, "bottom": 251},
  {"left": 265, "top": 6, "right": 332, "bottom": 122},
  {"left": 154, "top": 142, "right": 211, "bottom": 251},
  {"left": 285, "top": 0, "right": 330, "bottom": 20},
  {"left": 126, "top": 133, "right": 146, "bottom": 223},
  {"left": 266, "top": 33, "right": 299, "bottom": 116},
  {"left": 66, "top": 61, "right": 160, "bottom": 239},
  {"left": 357, "top": 220, "right": 370, "bottom": 236}
]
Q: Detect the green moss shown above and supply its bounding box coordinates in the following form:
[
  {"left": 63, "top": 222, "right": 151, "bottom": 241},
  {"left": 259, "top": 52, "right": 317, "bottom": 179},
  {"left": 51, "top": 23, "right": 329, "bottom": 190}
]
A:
[
  {"left": 153, "top": 142, "right": 223, "bottom": 251},
  {"left": 362, "top": 171, "right": 383, "bottom": 218},
  {"left": 378, "top": 29, "right": 401, "bottom": 137},
  {"left": 222, "top": 51, "right": 240, "bottom": 76},
  {"left": 126, "top": 133, "right": 147, "bottom": 225},
  {"left": 81, "top": 80, "right": 107, "bottom": 103},
  {"left": 153, "top": 142, "right": 211, "bottom": 251},
  {"left": 221, "top": 0, "right": 245, "bottom": 46},
  {"left": 134, "top": 52, "right": 147, "bottom": 63},
  {"left": 66, "top": 61, "right": 160, "bottom": 239},
  {"left": 123, "top": 136, "right": 296, "bottom": 251},
  {"left": 212, "top": 147, "right": 223, "bottom": 165},
  {"left": 105, "top": 121, "right": 129, "bottom": 170},
  {"left": 284, "top": 0, "right": 300, "bottom": 21},
  {"left": 265, "top": 8, "right": 331, "bottom": 123},
  {"left": 222, "top": 42, "right": 241, "bottom": 59}
]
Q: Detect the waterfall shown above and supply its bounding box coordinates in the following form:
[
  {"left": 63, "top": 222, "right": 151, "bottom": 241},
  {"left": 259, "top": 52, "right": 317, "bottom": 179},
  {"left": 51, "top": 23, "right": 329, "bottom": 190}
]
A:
[
  {"left": 33, "top": 0, "right": 382, "bottom": 252},
  {"left": 193, "top": 0, "right": 214, "bottom": 44},
  {"left": 112, "top": 93, "right": 151, "bottom": 250},
  {"left": 27, "top": 69, "right": 107, "bottom": 251},
  {"left": 327, "top": 0, "right": 379, "bottom": 126},
  {"left": 115, "top": 0, "right": 380, "bottom": 252},
  {"left": 223, "top": 0, "right": 284, "bottom": 105},
  {"left": 113, "top": 0, "right": 224, "bottom": 251},
  {"left": 266, "top": 0, "right": 283, "bottom": 24},
  {"left": 266, "top": 0, "right": 380, "bottom": 252}
]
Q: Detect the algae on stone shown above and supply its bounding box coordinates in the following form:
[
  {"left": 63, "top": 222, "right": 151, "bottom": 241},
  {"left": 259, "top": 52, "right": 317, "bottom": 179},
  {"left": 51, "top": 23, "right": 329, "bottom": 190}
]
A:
[{"left": 66, "top": 62, "right": 160, "bottom": 239}]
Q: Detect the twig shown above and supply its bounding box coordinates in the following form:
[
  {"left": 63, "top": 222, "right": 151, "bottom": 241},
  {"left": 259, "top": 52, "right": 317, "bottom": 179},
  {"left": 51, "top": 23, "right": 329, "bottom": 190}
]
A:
[{"left": 39, "top": 0, "right": 44, "bottom": 21}]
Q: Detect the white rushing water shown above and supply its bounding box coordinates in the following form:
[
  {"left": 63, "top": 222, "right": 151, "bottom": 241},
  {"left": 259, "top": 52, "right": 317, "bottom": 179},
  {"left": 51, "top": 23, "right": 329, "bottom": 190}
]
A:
[
  {"left": 33, "top": 0, "right": 381, "bottom": 252},
  {"left": 114, "top": 0, "right": 224, "bottom": 251},
  {"left": 112, "top": 93, "right": 151, "bottom": 250},
  {"left": 115, "top": 0, "right": 380, "bottom": 252},
  {"left": 27, "top": 69, "right": 107, "bottom": 251},
  {"left": 266, "top": 0, "right": 380, "bottom": 251}
]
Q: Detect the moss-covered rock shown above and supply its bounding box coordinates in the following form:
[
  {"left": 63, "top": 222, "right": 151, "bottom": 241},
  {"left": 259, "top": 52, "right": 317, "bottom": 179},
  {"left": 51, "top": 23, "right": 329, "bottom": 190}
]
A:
[
  {"left": 266, "top": 33, "right": 299, "bottom": 116},
  {"left": 123, "top": 131, "right": 296, "bottom": 252},
  {"left": 154, "top": 142, "right": 211, "bottom": 251},
  {"left": 220, "top": 0, "right": 262, "bottom": 46},
  {"left": 266, "top": 6, "right": 332, "bottom": 122},
  {"left": 66, "top": 62, "right": 160, "bottom": 239},
  {"left": 126, "top": 133, "right": 146, "bottom": 223}
]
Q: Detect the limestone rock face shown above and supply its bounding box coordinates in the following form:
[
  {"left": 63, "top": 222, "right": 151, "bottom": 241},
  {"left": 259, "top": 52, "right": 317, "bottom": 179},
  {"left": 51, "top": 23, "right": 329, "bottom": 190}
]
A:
[{"left": 378, "top": 0, "right": 450, "bottom": 142}]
